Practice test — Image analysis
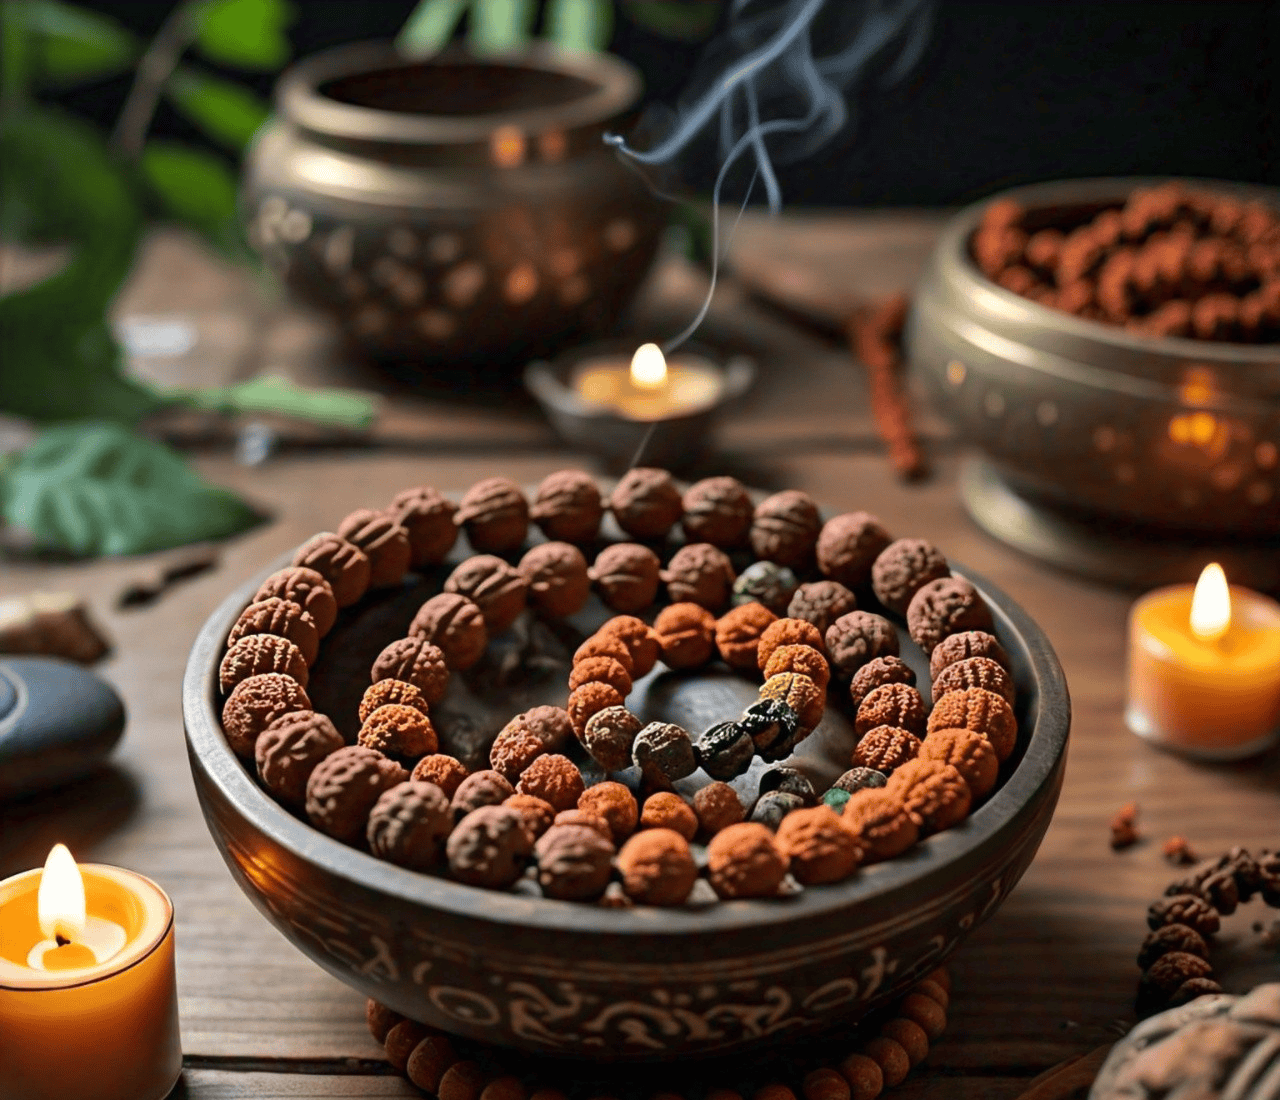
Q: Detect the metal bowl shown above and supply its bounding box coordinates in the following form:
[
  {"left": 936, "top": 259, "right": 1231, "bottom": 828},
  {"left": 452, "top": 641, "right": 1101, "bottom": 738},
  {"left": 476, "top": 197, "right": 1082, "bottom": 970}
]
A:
[
  {"left": 183, "top": 543, "right": 1069, "bottom": 1061},
  {"left": 908, "top": 177, "right": 1280, "bottom": 539}
]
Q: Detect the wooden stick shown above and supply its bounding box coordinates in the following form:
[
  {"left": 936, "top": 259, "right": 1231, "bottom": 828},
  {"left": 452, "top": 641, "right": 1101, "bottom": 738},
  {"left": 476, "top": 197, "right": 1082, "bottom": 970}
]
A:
[{"left": 1012, "top": 1043, "right": 1115, "bottom": 1100}]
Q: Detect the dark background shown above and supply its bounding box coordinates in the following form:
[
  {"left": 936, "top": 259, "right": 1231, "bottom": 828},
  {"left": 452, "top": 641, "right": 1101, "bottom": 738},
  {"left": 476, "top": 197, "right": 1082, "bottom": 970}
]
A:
[{"left": 63, "top": 1, "right": 1280, "bottom": 205}]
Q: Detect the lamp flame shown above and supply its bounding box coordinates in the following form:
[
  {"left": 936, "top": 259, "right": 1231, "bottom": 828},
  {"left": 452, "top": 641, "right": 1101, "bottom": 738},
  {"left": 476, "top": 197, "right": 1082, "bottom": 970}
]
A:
[
  {"left": 630, "top": 343, "right": 668, "bottom": 390},
  {"left": 38, "top": 843, "right": 86, "bottom": 943},
  {"left": 1190, "top": 563, "right": 1231, "bottom": 642}
]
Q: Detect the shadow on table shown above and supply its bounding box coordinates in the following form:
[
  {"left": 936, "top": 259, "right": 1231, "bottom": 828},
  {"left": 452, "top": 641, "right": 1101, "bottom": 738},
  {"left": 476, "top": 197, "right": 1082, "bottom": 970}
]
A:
[{"left": 0, "top": 764, "right": 140, "bottom": 876}]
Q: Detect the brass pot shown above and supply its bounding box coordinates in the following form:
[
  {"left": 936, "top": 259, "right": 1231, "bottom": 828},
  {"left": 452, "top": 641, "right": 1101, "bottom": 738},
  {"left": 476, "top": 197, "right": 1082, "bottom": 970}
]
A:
[
  {"left": 244, "top": 42, "right": 667, "bottom": 369},
  {"left": 909, "top": 177, "right": 1280, "bottom": 538}
]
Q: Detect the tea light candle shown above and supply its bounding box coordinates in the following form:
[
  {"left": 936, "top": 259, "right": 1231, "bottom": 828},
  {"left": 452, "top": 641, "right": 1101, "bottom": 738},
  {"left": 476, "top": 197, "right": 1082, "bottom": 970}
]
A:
[
  {"left": 0, "top": 845, "right": 182, "bottom": 1100},
  {"left": 1126, "top": 563, "right": 1280, "bottom": 758},
  {"left": 572, "top": 342, "right": 726, "bottom": 421}
]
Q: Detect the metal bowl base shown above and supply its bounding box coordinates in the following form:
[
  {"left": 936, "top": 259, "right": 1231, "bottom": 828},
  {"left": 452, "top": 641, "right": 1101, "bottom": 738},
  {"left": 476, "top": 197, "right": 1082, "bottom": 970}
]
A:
[{"left": 960, "top": 456, "right": 1280, "bottom": 593}]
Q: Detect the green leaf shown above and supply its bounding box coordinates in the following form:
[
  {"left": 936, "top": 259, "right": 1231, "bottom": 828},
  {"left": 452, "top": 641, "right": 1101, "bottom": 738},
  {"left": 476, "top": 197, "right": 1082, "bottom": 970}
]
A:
[
  {"left": 545, "top": 0, "right": 612, "bottom": 51},
  {"left": 140, "top": 141, "right": 244, "bottom": 258},
  {"left": 396, "top": 0, "right": 469, "bottom": 58},
  {"left": 183, "top": 375, "right": 379, "bottom": 431},
  {"left": 166, "top": 66, "right": 270, "bottom": 152},
  {"left": 468, "top": 0, "right": 535, "bottom": 53},
  {"left": 1, "top": 423, "right": 261, "bottom": 557},
  {"left": 0, "top": 0, "right": 137, "bottom": 89},
  {"left": 622, "top": 0, "right": 720, "bottom": 42},
  {"left": 194, "top": 0, "right": 292, "bottom": 70}
]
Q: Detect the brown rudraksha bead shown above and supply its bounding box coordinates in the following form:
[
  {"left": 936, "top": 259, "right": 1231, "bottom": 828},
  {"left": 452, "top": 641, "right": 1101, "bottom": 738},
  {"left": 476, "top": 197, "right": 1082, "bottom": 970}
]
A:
[
  {"left": 757, "top": 617, "right": 826, "bottom": 668},
  {"left": 221, "top": 672, "right": 311, "bottom": 759},
  {"left": 529, "top": 470, "right": 604, "bottom": 544},
  {"left": 848, "top": 655, "right": 915, "bottom": 711},
  {"left": 760, "top": 672, "right": 825, "bottom": 733},
  {"left": 388, "top": 485, "right": 458, "bottom": 567},
  {"left": 443, "top": 554, "right": 527, "bottom": 634},
  {"left": 518, "top": 542, "right": 591, "bottom": 619},
  {"left": 762, "top": 644, "right": 830, "bottom": 693},
  {"left": 775, "top": 805, "right": 862, "bottom": 885},
  {"left": 653, "top": 603, "right": 717, "bottom": 669},
  {"left": 871, "top": 538, "right": 950, "bottom": 615},
  {"left": 367, "top": 781, "right": 452, "bottom": 870},
  {"left": 358, "top": 703, "right": 438, "bottom": 759},
  {"left": 292, "top": 532, "right": 371, "bottom": 608},
  {"left": 256, "top": 710, "right": 343, "bottom": 809},
  {"left": 919, "top": 727, "right": 999, "bottom": 799},
  {"left": 632, "top": 722, "right": 698, "bottom": 789},
  {"left": 580, "top": 705, "right": 642, "bottom": 772},
  {"left": 852, "top": 726, "right": 921, "bottom": 774},
  {"left": 504, "top": 793, "right": 555, "bottom": 840},
  {"left": 907, "top": 577, "right": 994, "bottom": 655},
  {"left": 598, "top": 615, "right": 660, "bottom": 677},
  {"left": 707, "top": 822, "right": 789, "bottom": 899},
  {"left": 1137, "top": 924, "right": 1210, "bottom": 970},
  {"left": 411, "top": 753, "right": 468, "bottom": 798},
  {"left": 502, "top": 705, "right": 573, "bottom": 754},
  {"left": 1147, "top": 894, "right": 1220, "bottom": 937},
  {"left": 609, "top": 467, "right": 683, "bottom": 541},
  {"left": 751, "top": 490, "right": 822, "bottom": 567},
  {"left": 826, "top": 610, "right": 899, "bottom": 678},
  {"left": 929, "top": 630, "right": 1011, "bottom": 682},
  {"left": 306, "top": 745, "right": 407, "bottom": 843},
  {"left": 446, "top": 805, "right": 533, "bottom": 889},
  {"left": 567, "top": 681, "right": 625, "bottom": 739},
  {"left": 933, "top": 656, "right": 1015, "bottom": 707},
  {"left": 617, "top": 828, "right": 698, "bottom": 906},
  {"left": 816, "top": 511, "right": 892, "bottom": 588},
  {"left": 888, "top": 759, "right": 972, "bottom": 834},
  {"left": 228, "top": 597, "right": 320, "bottom": 666},
  {"left": 788, "top": 581, "right": 858, "bottom": 637},
  {"left": 370, "top": 637, "right": 449, "bottom": 703},
  {"left": 358, "top": 679, "right": 429, "bottom": 724},
  {"left": 516, "top": 753, "right": 585, "bottom": 812},
  {"left": 489, "top": 723, "right": 546, "bottom": 783},
  {"left": 254, "top": 567, "right": 338, "bottom": 637},
  {"left": 454, "top": 477, "right": 528, "bottom": 555},
  {"left": 640, "top": 792, "right": 699, "bottom": 840},
  {"left": 336, "top": 509, "right": 411, "bottom": 588},
  {"left": 567, "top": 655, "right": 632, "bottom": 697},
  {"left": 535, "top": 823, "right": 615, "bottom": 901},
  {"left": 681, "top": 476, "right": 753, "bottom": 547},
  {"left": 408, "top": 593, "right": 488, "bottom": 671},
  {"left": 553, "top": 808, "right": 612, "bottom": 840},
  {"left": 662, "top": 543, "right": 736, "bottom": 610},
  {"left": 693, "top": 782, "right": 745, "bottom": 837},
  {"left": 842, "top": 788, "right": 918, "bottom": 862},
  {"left": 927, "top": 687, "right": 1018, "bottom": 762},
  {"left": 450, "top": 769, "right": 515, "bottom": 821},
  {"left": 856, "top": 683, "right": 926, "bottom": 737},
  {"left": 220, "top": 633, "right": 309, "bottom": 695},
  {"left": 573, "top": 632, "right": 634, "bottom": 675},
  {"left": 577, "top": 781, "right": 638, "bottom": 845},
  {"left": 588, "top": 543, "right": 662, "bottom": 613},
  {"left": 715, "top": 601, "right": 779, "bottom": 670},
  {"left": 1140, "top": 951, "right": 1215, "bottom": 999}
]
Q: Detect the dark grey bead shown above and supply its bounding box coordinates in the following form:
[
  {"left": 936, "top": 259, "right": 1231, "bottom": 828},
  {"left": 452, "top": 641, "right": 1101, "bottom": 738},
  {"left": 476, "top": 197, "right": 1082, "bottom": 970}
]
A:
[
  {"left": 758, "top": 766, "right": 818, "bottom": 806},
  {"left": 732, "top": 561, "right": 799, "bottom": 615},
  {"left": 749, "top": 790, "right": 804, "bottom": 829},
  {"left": 632, "top": 721, "right": 697, "bottom": 788},
  {"left": 740, "top": 698, "right": 800, "bottom": 762},
  {"left": 695, "top": 721, "right": 756, "bottom": 781},
  {"left": 833, "top": 767, "right": 887, "bottom": 794}
]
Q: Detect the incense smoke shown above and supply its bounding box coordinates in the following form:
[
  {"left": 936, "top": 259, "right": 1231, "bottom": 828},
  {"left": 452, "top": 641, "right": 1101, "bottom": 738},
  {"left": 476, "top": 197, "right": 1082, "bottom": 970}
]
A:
[{"left": 608, "top": 0, "right": 936, "bottom": 351}]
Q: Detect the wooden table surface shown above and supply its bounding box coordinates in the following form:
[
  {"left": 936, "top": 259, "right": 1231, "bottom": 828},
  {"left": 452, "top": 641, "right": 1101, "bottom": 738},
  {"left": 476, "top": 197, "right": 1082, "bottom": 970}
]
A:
[{"left": 3, "top": 213, "right": 1279, "bottom": 1100}]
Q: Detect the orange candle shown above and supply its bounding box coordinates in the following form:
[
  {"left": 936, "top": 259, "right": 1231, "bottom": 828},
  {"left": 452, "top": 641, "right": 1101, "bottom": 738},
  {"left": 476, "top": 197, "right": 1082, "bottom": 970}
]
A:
[
  {"left": 0, "top": 845, "right": 182, "bottom": 1100},
  {"left": 1126, "top": 563, "right": 1280, "bottom": 759}
]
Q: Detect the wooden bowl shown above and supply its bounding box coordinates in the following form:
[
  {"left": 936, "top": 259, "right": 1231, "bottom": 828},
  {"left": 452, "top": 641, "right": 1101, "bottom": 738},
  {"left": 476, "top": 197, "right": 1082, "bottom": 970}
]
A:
[{"left": 183, "top": 542, "right": 1069, "bottom": 1061}]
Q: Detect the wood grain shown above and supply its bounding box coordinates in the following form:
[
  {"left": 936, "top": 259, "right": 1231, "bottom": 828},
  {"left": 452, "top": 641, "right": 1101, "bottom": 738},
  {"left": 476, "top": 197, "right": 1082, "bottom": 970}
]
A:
[{"left": 3, "top": 220, "right": 1279, "bottom": 1098}]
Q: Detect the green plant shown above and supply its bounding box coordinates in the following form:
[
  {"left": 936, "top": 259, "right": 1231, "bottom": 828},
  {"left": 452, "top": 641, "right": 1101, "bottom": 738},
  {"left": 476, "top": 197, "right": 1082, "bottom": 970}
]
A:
[{"left": 0, "top": 0, "right": 375, "bottom": 557}]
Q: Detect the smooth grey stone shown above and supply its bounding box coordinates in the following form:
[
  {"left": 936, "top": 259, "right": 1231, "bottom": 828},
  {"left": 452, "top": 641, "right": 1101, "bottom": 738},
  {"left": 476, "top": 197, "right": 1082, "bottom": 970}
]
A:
[{"left": 0, "top": 657, "right": 125, "bottom": 800}]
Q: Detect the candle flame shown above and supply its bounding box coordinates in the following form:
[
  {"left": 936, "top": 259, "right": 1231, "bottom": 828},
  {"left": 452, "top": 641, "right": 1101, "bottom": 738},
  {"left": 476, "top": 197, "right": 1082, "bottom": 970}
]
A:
[
  {"left": 1190, "top": 563, "right": 1231, "bottom": 642},
  {"left": 630, "top": 343, "right": 668, "bottom": 390},
  {"left": 38, "top": 844, "right": 86, "bottom": 943}
]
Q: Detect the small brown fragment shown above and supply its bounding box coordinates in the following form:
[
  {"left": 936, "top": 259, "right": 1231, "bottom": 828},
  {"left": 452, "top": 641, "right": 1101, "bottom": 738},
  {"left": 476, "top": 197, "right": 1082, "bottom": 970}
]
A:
[
  {"left": 716, "top": 601, "right": 779, "bottom": 670},
  {"left": 616, "top": 828, "right": 697, "bottom": 905},
  {"left": 1163, "top": 835, "right": 1198, "bottom": 866},
  {"left": 388, "top": 485, "right": 458, "bottom": 567},
  {"left": 707, "top": 822, "right": 789, "bottom": 899},
  {"left": 455, "top": 477, "right": 528, "bottom": 554},
  {"left": 370, "top": 637, "right": 450, "bottom": 703},
  {"left": 653, "top": 602, "right": 717, "bottom": 669},
  {"left": 751, "top": 490, "right": 822, "bottom": 567},
  {"left": 529, "top": 470, "right": 604, "bottom": 543},
  {"left": 444, "top": 554, "right": 527, "bottom": 634},
  {"left": 409, "top": 593, "right": 488, "bottom": 671},
  {"left": 518, "top": 542, "right": 591, "bottom": 618},
  {"left": 1110, "top": 801, "right": 1140, "bottom": 851},
  {"left": 292, "top": 532, "right": 370, "bottom": 608}
]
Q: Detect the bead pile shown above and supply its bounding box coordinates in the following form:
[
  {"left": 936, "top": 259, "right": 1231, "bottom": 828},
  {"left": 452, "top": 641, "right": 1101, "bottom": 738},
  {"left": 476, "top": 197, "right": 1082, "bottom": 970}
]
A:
[
  {"left": 1136, "top": 845, "right": 1280, "bottom": 1013},
  {"left": 369, "top": 966, "right": 952, "bottom": 1100},
  {"left": 218, "top": 469, "right": 1024, "bottom": 908}
]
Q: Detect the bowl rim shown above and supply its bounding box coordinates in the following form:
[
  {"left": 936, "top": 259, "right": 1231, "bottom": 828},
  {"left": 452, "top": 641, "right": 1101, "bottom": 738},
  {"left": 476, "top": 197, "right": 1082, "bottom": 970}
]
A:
[
  {"left": 276, "top": 40, "right": 642, "bottom": 148},
  {"left": 940, "top": 175, "right": 1280, "bottom": 361},
  {"left": 183, "top": 554, "right": 1070, "bottom": 938}
]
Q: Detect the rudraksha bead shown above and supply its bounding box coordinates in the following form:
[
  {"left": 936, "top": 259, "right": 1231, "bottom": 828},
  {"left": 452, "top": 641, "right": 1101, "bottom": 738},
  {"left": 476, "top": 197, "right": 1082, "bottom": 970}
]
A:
[
  {"left": 580, "top": 705, "right": 642, "bottom": 772},
  {"left": 852, "top": 726, "right": 921, "bottom": 774},
  {"left": 927, "top": 687, "right": 1017, "bottom": 762},
  {"left": 833, "top": 767, "right": 888, "bottom": 794},
  {"left": 444, "top": 554, "right": 528, "bottom": 634},
  {"left": 535, "top": 824, "right": 614, "bottom": 901},
  {"left": 446, "top": 805, "right": 533, "bottom": 889},
  {"left": 762, "top": 644, "right": 830, "bottom": 693},
  {"left": 367, "top": 781, "right": 452, "bottom": 870},
  {"left": 409, "top": 593, "right": 488, "bottom": 671},
  {"left": 775, "top": 805, "right": 862, "bottom": 885},
  {"left": 529, "top": 470, "right": 604, "bottom": 544},
  {"left": 411, "top": 754, "right": 468, "bottom": 798},
  {"left": 751, "top": 490, "right": 822, "bottom": 567},
  {"left": 842, "top": 788, "right": 918, "bottom": 862},
  {"left": 696, "top": 721, "right": 756, "bottom": 781},
  {"left": 336, "top": 509, "right": 411, "bottom": 588},
  {"left": 715, "top": 601, "right": 779, "bottom": 670},
  {"left": 292, "top": 532, "right": 370, "bottom": 608},
  {"left": 816, "top": 511, "right": 892, "bottom": 588},
  {"left": 228, "top": 597, "right": 320, "bottom": 666},
  {"left": 906, "top": 577, "right": 994, "bottom": 655},
  {"left": 518, "top": 542, "right": 590, "bottom": 618},
  {"left": 788, "top": 580, "right": 858, "bottom": 637},
  {"left": 567, "top": 655, "right": 632, "bottom": 697},
  {"left": 306, "top": 745, "right": 407, "bottom": 843},
  {"left": 609, "top": 467, "right": 683, "bottom": 541},
  {"left": 1147, "top": 893, "right": 1220, "bottom": 937},
  {"left": 933, "top": 656, "right": 1015, "bottom": 707},
  {"left": 370, "top": 637, "right": 450, "bottom": 703},
  {"left": 740, "top": 698, "right": 803, "bottom": 762},
  {"left": 662, "top": 543, "right": 736, "bottom": 610},
  {"left": 220, "top": 633, "right": 309, "bottom": 695},
  {"left": 760, "top": 671, "right": 825, "bottom": 734},
  {"left": 848, "top": 655, "right": 915, "bottom": 711},
  {"left": 598, "top": 615, "right": 660, "bottom": 677},
  {"left": 887, "top": 759, "right": 972, "bottom": 834},
  {"left": 388, "top": 485, "right": 458, "bottom": 567},
  {"left": 632, "top": 722, "right": 698, "bottom": 788},
  {"left": 454, "top": 477, "right": 528, "bottom": 554},
  {"left": 707, "top": 822, "right": 789, "bottom": 899},
  {"left": 757, "top": 617, "right": 826, "bottom": 667},
  {"left": 256, "top": 710, "right": 343, "bottom": 809},
  {"left": 640, "top": 792, "right": 699, "bottom": 840},
  {"left": 826, "top": 611, "right": 899, "bottom": 678},
  {"left": 919, "top": 727, "right": 999, "bottom": 799},
  {"left": 577, "top": 781, "right": 638, "bottom": 845},
  {"left": 681, "top": 476, "right": 753, "bottom": 547},
  {"left": 588, "top": 543, "right": 661, "bottom": 613},
  {"left": 451, "top": 769, "right": 515, "bottom": 821},
  {"left": 358, "top": 703, "right": 438, "bottom": 758},
  {"left": 222, "top": 672, "right": 312, "bottom": 759},
  {"left": 517, "top": 753, "right": 585, "bottom": 812},
  {"left": 693, "top": 782, "right": 745, "bottom": 836},
  {"left": 871, "top": 538, "right": 950, "bottom": 614},
  {"left": 732, "top": 561, "right": 800, "bottom": 615},
  {"left": 616, "top": 828, "right": 697, "bottom": 905},
  {"left": 653, "top": 603, "right": 717, "bottom": 669},
  {"left": 254, "top": 567, "right": 338, "bottom": 637}
]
